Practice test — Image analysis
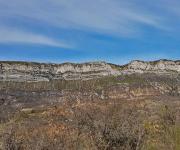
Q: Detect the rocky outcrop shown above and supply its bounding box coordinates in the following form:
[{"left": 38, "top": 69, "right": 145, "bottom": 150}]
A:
[
  {"left": 0, "top": 59, "right": 179, "bottom": 82},
  {"left": 122, "top": 59, "right": 180, "bottom": 74},
  {"left": 0, "top": 61, "right": 120, "bottom": 81}
]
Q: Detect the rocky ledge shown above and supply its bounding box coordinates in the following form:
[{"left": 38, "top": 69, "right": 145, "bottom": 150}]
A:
[{"left": 0, "top": 59, "right": 179, "bottom": 81}]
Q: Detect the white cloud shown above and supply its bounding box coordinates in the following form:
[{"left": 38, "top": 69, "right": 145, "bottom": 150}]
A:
[
  {"left": 0, "top": 0, "right": 171, "bottom": 37},
  {"left": 0, "top": 27, "right": 71, "bottom": 48}
]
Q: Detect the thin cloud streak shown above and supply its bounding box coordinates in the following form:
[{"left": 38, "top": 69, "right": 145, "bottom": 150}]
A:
[
  {"left": 0, "top": 27, "right": 72, "bottom": 48},
  {"left": 0, "top": 0, "right": 170, "bottom": 37}
]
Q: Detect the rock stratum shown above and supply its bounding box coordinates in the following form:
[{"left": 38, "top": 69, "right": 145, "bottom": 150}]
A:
[{"left": 0, "top": 59, "right": 179, "bottom": 81}]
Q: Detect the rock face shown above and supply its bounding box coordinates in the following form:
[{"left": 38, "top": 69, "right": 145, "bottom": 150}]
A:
[
  {"left": 0, "top": 61, "right": 120, "bottom": 81},
  {"left": 0, "top": 59, "right": 179, "bottom": 82},
  {"left": 122, "top": 60, "right": 180, "bottom": 74}
]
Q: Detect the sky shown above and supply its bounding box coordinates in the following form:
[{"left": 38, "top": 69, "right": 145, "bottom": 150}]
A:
[{"left": 0, "top": 0, "right": 180, "bottom": 64}]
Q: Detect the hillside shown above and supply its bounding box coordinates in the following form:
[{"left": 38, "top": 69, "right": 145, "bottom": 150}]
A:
[{"left": 0, "top": 60, "right": 179, "bottom": 150}]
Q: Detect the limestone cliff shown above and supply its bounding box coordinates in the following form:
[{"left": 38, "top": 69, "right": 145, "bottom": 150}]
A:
[
  {"left": 0, "top": 59, "right": 179, "bottom": 82},
  {"left": 0, "top": 61, "right": 119, "bottom": 81},
  {"left": 122, "top": 59, "right": 180, "bottom": 74}
]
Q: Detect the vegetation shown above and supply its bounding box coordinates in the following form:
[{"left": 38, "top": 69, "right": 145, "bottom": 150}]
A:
[
  {"left": 0, "top": 73, "right": 167, "bottom": 91},
  {"left": 1, "top": 99, "right": 179, "bottom": 150},
  {"left": 0, "top": 74, "right": 179, "bottom": 150}
]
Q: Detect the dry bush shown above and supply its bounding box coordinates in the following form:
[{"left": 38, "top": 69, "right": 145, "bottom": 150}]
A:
[
  {"left": 142, "top": 105, "right": 180, "bottom": 150},
  {"left": 71, "top": 100, "right": 147, "bottom": 150},
  {"left": 1, "top": 96, "right": 180, "bottom": 150}
]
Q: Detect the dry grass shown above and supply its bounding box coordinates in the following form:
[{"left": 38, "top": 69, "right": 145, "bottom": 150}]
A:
[{"left": 0, "top": 97, "right": 179, "bottom": 150}]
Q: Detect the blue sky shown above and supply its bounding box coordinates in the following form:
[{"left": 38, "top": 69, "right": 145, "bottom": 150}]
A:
[{"left": 0, "top": 0, "right": 180, "bottom": 64}]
